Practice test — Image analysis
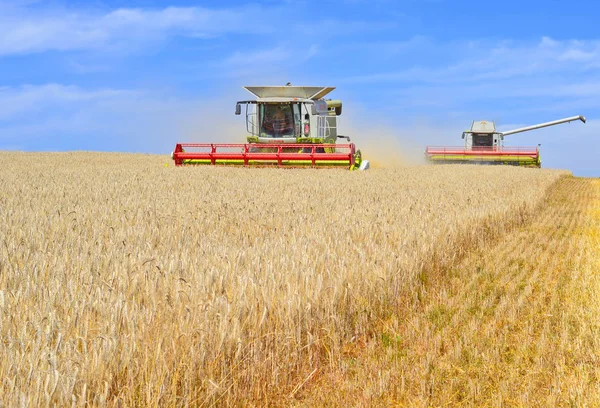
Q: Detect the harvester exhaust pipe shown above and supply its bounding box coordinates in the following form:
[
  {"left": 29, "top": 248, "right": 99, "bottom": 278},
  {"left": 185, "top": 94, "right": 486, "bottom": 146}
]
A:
[{"left": 501, "top": 115, "right": 586, "bottom": 136}]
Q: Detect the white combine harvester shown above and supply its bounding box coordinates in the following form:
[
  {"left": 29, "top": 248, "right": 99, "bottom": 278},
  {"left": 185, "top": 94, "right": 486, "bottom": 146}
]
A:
[
  {"left": 172, "top": 84, "right": 370, "bottom": 170},
  {"left": 425, "top": 115, "right": 586, "bottom": 167}
]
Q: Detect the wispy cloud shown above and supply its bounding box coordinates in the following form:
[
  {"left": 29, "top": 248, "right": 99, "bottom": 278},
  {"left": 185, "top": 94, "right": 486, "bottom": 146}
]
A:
[
  {"left": 0, "top": 3, "right": 388, "bottom": 57},
  {"left": 216, "top": 44, "right": 320, "bottom": 80},
  {"left": 0, "top": 84, "right": 135, "bottom": 120},
  {"left": 0, "top": 5, "right": 274, "bottom": 55},
  {"left": 340, "top": 37, "right": 600, "bottom": 85},
  {"left": 293, "top": 18, "right": 398, "bottom": 37},
  {"left": 333, "top": 37, "right": 600, "bottom": 121},
  {"left": 0, "top": 83, "right": 245, "bottom": 152}
]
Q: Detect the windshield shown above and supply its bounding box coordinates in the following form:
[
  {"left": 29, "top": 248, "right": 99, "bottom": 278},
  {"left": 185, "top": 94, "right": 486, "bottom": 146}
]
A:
[
  {"left": 472, "top": 133, "right": 493, "bottom": 147},
  {"left": 260, "top": 104, "right": 297, "bottom": 138}
]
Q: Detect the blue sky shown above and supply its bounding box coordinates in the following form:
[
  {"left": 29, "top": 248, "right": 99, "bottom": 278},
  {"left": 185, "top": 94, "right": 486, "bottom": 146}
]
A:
[{"left": 1, "top": 0, "right": 598, "bottom": 176}]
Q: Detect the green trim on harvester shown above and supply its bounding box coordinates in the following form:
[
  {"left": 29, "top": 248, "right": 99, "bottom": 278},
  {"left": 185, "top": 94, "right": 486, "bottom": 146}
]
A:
[
  {"left": 350, "top": 150, "right": 362, "bottom": 171},
  {"left": 296, "top": 137, "right": 326, "bottom": 144},
  {"left": 245, "top": 136, "right": 327, "bottom": 144},
  {"left": 427, "top": 154, "right": 541, "bottom": 167}
]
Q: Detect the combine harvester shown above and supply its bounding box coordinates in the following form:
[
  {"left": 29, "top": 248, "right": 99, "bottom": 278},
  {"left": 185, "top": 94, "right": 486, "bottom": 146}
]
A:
[
  {"left": 425, "top": 115, "right": 586, "bottom": 167},
  {"left": 172, "top": 85, "right": 370, "bottom": 170}
]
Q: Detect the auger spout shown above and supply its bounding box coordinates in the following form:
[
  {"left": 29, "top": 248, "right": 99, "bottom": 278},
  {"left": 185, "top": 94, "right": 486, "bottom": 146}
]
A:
[{"left": 501, "top": 115, "right": 586, "bottom": 136}]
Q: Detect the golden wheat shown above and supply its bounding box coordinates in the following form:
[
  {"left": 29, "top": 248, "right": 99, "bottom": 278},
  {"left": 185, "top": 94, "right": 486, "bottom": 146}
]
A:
[{"left": 0, "top": 151, "right": 567, "bottom": 406}]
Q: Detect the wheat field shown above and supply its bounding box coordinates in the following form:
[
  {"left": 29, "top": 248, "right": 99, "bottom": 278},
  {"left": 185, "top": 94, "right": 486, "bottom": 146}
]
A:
[{"left": 0, "top": 151, "right": 583, "bottom": 406}]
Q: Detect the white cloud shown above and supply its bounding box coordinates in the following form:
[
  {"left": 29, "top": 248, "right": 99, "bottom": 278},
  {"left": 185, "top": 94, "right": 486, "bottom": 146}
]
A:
[
  {"left": 340, "top": 37, "right": 600, "bottom": 85},
  {"left": 0, "top": 5, "right": 273, "bottom": 55},
  {"left": 0, "top": 3, "right": 380, "bottom": 56}
]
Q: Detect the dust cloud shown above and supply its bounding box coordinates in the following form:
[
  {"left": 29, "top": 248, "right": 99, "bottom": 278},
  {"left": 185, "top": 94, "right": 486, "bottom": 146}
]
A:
[
  {"left": 175, "top": 96, "right": 246, "bottom": 145},
  {"left": 342, "top": 123, "right": 426, "bottom": 168}
]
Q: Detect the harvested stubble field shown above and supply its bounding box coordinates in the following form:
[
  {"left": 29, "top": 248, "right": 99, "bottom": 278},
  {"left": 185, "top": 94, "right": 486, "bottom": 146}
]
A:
[{"left": 0, "top": 151, "right": 596, "bottom": 406}]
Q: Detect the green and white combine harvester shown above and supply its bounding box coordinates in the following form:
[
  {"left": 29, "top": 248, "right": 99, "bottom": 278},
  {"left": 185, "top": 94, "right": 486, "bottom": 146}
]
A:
[
  {"left": 172, "top": 85, "right": 370, "bottom": 170},
  {"left": 425, "top": 115, "right": 586, "bottom": 167}
]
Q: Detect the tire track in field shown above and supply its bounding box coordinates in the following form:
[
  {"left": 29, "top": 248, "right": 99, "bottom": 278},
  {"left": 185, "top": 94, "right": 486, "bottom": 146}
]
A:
[{"left": 397, "top": 176, "right": 600, "bottom": 406}]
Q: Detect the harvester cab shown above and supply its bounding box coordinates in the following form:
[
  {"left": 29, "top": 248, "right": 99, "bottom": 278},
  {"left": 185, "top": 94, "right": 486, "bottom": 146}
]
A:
[
  {"left": 425, "top": 115, "right": 586, "bottom": 167},
  {"left": 462, "top": 120, "right": 501, "bottom": 149},
  {"left": 236, "top": 86, "right": 344, "bottom": 145},
  {"left": 172, "top": 85, "right": 370, "bottom": 170}
]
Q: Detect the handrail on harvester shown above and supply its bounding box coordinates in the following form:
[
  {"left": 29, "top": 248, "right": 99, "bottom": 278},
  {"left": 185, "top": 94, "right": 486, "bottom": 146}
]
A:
[{"left": 172, "top": 143, "right": 357, "bottom": 168}]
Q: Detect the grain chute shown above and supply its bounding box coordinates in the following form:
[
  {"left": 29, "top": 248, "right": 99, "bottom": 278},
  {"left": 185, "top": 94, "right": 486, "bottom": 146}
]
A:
[
  {"left": 425, "top": 115, "right": 586, "bottom": 167},
  {"left": 172, "top": 85, "right": 370, "bottom": 170}
]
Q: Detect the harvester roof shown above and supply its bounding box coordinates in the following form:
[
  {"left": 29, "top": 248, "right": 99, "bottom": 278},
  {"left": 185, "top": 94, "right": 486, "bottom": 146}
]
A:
[
  {"left": 243, "top": 86, "right": 335, "bottom": 102},
  {"left": 469, "top": 120, "right": 497, "bottom": 134}
]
